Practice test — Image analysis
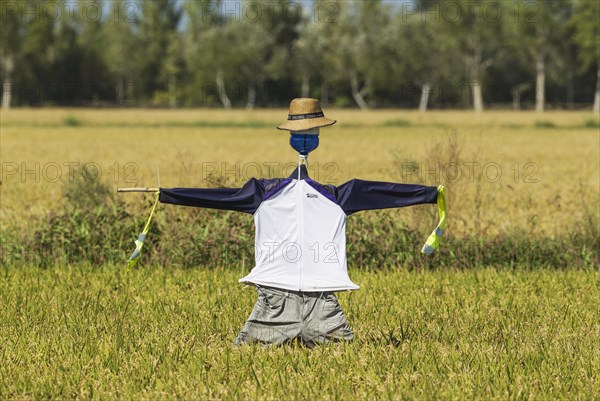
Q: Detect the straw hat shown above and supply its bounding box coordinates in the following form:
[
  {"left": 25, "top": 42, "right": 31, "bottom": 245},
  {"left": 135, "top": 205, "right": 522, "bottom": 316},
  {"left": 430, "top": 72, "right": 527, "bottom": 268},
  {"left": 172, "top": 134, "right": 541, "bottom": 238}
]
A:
[{"left": 277, "top": 98, "right": 337, "bottom": 131}]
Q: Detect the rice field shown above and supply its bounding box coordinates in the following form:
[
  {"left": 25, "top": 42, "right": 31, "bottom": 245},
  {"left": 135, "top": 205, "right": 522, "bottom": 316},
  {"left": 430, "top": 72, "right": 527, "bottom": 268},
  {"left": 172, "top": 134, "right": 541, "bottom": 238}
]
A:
[
  {"left": 1, "top": 265, "right": 598, "bottom": 400},
  {"left": 1, "top": 108, "right": 599, "bottom": 236},
  {"left": 1, "top": 109, "right": 599, "bottom": 400}
]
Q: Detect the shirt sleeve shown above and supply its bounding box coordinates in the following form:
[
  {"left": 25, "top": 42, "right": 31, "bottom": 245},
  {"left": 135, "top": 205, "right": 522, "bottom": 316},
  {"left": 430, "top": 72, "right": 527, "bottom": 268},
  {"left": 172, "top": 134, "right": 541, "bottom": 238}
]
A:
[
  {"left": 334, "top": 179, "right": 438, "bottom": 215},
  {"left": 159, "top": 178, "right": 266, "bottom": 214}
]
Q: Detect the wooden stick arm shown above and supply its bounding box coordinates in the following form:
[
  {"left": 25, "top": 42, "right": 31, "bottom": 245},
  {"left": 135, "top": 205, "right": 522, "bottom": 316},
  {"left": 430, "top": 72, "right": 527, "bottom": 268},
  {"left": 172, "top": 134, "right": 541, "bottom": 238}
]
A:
[{"left": 117, "top": 188, "right": 160, "bottom": 193}]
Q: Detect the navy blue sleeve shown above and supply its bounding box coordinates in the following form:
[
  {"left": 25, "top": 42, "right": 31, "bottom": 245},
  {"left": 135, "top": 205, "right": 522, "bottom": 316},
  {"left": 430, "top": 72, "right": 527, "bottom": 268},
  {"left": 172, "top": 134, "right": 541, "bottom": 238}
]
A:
[
  {"left": 159, "top": 178, "right": 266, "bottom": 214},
  {"left": 334, "top": 179, "right": 438, "bottom": 215}
]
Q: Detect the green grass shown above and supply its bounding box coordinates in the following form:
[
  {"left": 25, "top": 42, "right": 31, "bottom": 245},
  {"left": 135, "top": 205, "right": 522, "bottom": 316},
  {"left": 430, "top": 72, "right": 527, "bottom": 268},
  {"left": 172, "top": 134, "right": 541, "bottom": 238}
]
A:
[
  {"left": 1, "top": 265, "right": 598, "bottom": 400},
  {"left": 583, "top": 118, "right": 600, "bottom": 129},
  {"left": 63, "top": 116, "right": 83, "bottom": 127},
  {"left": 533, "top": 120, "right": 557, "bottom": 129},
  {"left": 382, "top": 118, "right": 412, "bottom": 127}
]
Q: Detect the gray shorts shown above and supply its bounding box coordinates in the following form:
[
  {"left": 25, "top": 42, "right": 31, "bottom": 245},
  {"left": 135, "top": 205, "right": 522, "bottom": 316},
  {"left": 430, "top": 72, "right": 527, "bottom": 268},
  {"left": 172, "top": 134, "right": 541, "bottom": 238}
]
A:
[{"left": 234, "top": 285, "right": 354, "bottom": 346}]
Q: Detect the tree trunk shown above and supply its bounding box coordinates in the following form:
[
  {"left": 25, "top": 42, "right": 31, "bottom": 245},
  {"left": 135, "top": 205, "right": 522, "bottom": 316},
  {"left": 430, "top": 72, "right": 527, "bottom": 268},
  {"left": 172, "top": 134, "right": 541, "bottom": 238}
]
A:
[
  {"left": 216, "top": 70, "right": 231, "bottom": 109},
  {"left": 472, "top": 80, "right": 483, "bottom": 112},
  {"left": 470, "top": 51, "right": 484, "bottom": 112},
  {"left": 512, "top": 83, "right": 530, "bottom": 110},
  {"left": 1, "top": 79, "right": 12, "bottom": 109},
  {"left": 1, "top": 54, "right": 14, "bottom": 109},
  {"left": 321, "top": 82, "right": 329, "bottom": 105},
  {"left": 245, "top": 83, "right": 257, "bottom": 110},
  {"left": 350, "top": 72, "right": 369, "bottom": 110},
  {"left": 419, "top": 82, "right": 431, "bottom": 112},
  {"left": 169, "top": 76, "right": 176, "bottom": 108},
  {"left": 566, "top": 71, "right": 574, "bottom": 109},
  {"left": 512, "top": 87, "right": 520, "bottom": 110},
  {"left": 116, "top": 75, "right": 124, "bottom": 106},
  {"left": 593, "top": 63, "right": 600, "bottom": 114},
  {"left": 301, "top": 74, "right": 310, "bottom": 98},
  {"left": 535, "top": 55, "right": 545, "bottom": 113}
]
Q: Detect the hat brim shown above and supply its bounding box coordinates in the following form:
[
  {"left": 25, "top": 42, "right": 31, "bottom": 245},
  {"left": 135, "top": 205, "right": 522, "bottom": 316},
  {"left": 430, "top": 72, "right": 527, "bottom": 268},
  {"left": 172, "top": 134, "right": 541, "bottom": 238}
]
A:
[{"left": 276, "top": 117, "right": 337, "bottom": 131}]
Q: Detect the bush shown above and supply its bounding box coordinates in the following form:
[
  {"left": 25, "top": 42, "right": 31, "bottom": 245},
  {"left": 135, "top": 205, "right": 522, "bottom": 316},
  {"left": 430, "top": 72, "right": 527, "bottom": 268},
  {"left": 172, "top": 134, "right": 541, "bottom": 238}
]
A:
[
  {"left": 63, "top": 116, "right": 83, "bottom": 127},
  {"left": 583, "top": 118, "right": 600, "bottom": 129},
  {"left": 534, "top": 120, "right": 556, "bottom": 128}
]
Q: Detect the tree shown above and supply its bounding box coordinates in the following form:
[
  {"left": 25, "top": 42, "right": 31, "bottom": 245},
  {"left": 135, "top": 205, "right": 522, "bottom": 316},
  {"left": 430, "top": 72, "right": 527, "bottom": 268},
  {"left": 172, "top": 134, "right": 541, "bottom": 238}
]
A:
[
  {"left": 184, "top": 0, "right": 236, "bottom": 108},
  {"left": 447, "top": 0, "right": 507, "bottom": 112},
  {"left": 571, "top": 0, "right": 600, "bottom": 112},
  {"left": 226, "top": 12, "right": 273, "bottom": 109},
  {"left": 293, "top": 10, "right": 322, "bottom": 98},
  {"left": 252, "top": 0, "right": 302, "bottom": 105},
  {"left": 158, "top": 31, "right": 184, "bottom": 108},
  {"left": 0, "top": 0, "right": 594, "bottom": 109},
  {"left": 76, "top": 0, "right": 111, "bottom": 105},
  {"left": 511, "top": 0, "right": 572, "bottom": 112},
  {"left": 182, "top": 0, "right": 219, "bottom": 106},
  {"left": 1, "top": 1, "right": 23, "bottom": 108},
  {"left": 102, "top": 5, "right": 138, "bottom": 105},
  {"left": 1, "top": 0, "right": 58, "bottom": 107},
  {"left": 136, "top": 0, "right": 182, "bottom": 104},
  {"left": 292, "top": 0, "right": 345, "bottom": 100},
  {"left": 327, "top": 0, "right": 391, "bottom": 109},
  {"left": 389, "top": 6, "right": 461, "bottom": 111},
  {"left": 184, "top": 0, "right": 270, "bottom": 108}
]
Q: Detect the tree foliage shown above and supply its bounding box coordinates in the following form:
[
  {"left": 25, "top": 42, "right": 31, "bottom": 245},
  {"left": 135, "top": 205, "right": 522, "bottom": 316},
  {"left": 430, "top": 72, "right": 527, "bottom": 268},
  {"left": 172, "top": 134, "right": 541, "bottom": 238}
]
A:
[{"left": 0, "top": 0, "right": 597, "bottom": 109}]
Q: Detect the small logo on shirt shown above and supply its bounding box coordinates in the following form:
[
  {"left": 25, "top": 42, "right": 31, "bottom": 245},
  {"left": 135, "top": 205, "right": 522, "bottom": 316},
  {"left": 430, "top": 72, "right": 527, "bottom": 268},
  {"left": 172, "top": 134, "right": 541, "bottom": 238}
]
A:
[{"left": 306, "top": 193, "right": 318, "bottom": 198}]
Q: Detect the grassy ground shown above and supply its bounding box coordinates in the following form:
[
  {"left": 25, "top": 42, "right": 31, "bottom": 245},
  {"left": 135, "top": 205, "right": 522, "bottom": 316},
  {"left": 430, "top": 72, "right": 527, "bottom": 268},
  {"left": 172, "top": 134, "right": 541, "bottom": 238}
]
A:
[
  {"left": 1, "top": 265, "right": 598, "bottom": 400},
  {"left": 1, "top": 109, "right": 599, "bottom": 237}
]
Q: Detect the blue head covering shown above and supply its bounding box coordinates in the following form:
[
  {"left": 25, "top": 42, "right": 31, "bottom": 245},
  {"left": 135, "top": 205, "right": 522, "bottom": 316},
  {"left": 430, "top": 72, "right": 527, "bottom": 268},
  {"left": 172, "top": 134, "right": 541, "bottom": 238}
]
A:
[{"left": 290, "top": 128, "right": 319, "bottom": 156}]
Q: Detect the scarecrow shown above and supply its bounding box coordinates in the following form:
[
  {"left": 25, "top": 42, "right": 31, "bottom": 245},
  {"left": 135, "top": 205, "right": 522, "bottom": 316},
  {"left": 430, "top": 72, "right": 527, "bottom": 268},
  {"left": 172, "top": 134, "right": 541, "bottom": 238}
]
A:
[{"left": 121, "top": 98, "right": 446, "bottom": 346}]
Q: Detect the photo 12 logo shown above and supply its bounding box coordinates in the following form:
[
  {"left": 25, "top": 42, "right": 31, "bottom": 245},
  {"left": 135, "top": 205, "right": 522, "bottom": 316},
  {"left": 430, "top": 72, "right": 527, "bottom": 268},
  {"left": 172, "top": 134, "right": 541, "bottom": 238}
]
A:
[
  {"left": 1, "top": 1, "right": 140, "bottom": 23},
  {"left": 1, "top": 161, "right": 139, "bottom": 184},
  {"left": 198, "top": 1, "right": 339, "bottom": 24},
  {"left": 199, "top": 161, "right": 339, "bottom": 184},
  {"left": 399, "top": 161, "right": 540, "bottom": 184},
  {"left": 399, "top": 1, "right": 538, "bottom": 23},
  {"left": 255, "top": 241, "right": 340, "bottom": 264}
]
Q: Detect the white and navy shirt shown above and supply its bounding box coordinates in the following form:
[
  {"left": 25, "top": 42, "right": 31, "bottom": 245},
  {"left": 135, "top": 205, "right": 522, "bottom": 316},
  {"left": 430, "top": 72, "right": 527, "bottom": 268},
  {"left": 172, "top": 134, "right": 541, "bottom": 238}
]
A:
[{"left": 160, "top": 166, "right": 438, "bottom": 292}]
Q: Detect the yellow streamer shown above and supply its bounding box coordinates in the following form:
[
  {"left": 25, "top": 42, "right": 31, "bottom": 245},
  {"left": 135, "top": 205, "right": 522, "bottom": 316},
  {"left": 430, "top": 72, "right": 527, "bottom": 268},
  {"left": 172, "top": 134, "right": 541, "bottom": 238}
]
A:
[{"left": 421, "top": 185, "right": 446, "bottom": 255}]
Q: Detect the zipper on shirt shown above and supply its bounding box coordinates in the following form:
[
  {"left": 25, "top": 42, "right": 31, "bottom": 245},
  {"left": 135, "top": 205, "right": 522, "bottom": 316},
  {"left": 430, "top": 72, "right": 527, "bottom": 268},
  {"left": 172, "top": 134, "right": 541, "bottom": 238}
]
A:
[{"left": 296, "top": 179, "right": 304, "bottom": 291}]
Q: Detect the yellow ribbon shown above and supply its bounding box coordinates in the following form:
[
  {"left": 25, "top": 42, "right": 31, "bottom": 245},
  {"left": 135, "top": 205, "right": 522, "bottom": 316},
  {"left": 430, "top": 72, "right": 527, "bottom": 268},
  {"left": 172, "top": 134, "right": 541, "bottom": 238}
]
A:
[
  {"left": 421, "top": 185, "right": 446, "bottom": 255},
  {"left": 128, "top": 191, "right": 160, "bottom": 268}
]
